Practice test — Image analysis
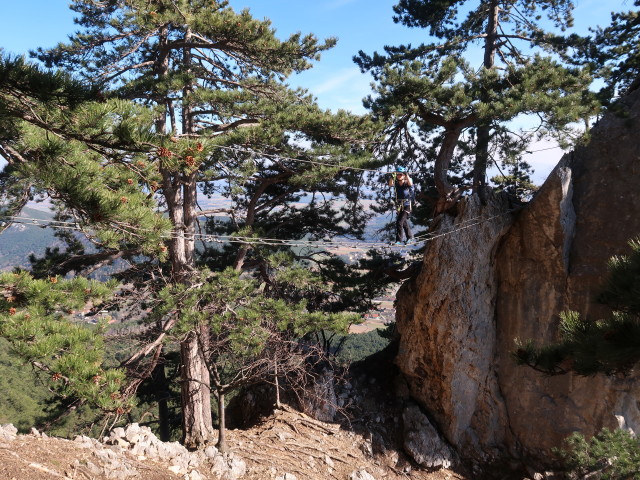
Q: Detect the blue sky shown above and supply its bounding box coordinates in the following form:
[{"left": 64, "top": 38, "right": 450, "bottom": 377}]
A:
[
  {"left": 0, "top": 0, "right": 630, "bottom": 114},
  {"left": 0, "top": 0, "right": 632, "bottom": 180}
]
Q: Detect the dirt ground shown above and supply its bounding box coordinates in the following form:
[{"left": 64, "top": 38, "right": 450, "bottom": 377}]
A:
[
  {"left": 0, "top": 346, "right": 471, "bottom": 480},
  {"left": 0, "top": 433, "right": 181, "bottom": 480},
  {"left": 0, "top": 410, "right": 467, "bottom": 480},
  {"left": 227, "top": 406, "right": 467, "bottom": 480}
]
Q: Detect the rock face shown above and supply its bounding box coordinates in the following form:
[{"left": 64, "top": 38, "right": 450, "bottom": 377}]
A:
[
  {"left": 395, "top": 83, "right": 640, "bottom": 465},
  {"left": 395, "top": 193, "right": 516, "bottom": 463}
]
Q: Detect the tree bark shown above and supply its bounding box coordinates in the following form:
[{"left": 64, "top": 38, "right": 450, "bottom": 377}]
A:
[
  {"left": 181, "top": 327, "right": 215, "bottom": 448},
  {"left": 178, "top": 26, "right": 216, "bottom": 448},
  {"left": 152, "top": 359, "right": 171, "bottom": 442},
  {"left": 216, "top": 391, "right": 228, "bottom": 453},
  {"left": 473, "top": 0, "right": 500, "bottom": 203},
  {"left": 434, "top": 126, "right": 463, "bottom": 197},
  {"left": 274, "top": 357, "right": 282, "bottom": 408},
  {"left": 474, "top": 124, "right": 491, "bottom": 203}
]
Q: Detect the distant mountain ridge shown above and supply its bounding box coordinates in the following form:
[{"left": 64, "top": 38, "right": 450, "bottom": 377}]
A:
[
  {"left": 1, "top": 199, "right": 400, "bottom": 273},
  {"left": 0, "top": 206, "right": 60, "bottom": 271}
]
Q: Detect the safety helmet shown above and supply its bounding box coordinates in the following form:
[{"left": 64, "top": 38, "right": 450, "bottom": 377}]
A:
[{"left": 395, "top": 166, "right": 407, "bottom": 173}]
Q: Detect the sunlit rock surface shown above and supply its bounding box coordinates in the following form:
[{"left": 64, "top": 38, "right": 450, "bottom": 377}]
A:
[{"left": 395, "top": 83, "right": 640, "bottom": 465}]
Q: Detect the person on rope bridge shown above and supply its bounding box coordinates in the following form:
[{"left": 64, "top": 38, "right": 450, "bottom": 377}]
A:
[{"left": 387, "top": 166, "right": 415, "bottom": 245}]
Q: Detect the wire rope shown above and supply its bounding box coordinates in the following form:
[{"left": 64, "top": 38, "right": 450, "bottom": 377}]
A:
[{"left": 1, "top": 207, "right": 520, "bottom": 253}]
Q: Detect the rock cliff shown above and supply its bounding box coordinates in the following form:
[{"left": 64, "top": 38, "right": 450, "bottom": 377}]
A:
[{"left": 395, "top": 83, "right": 640, "bottom": 468}]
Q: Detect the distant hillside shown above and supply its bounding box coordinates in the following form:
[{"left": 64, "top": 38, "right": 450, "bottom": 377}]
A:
[
  {"left": 0, "top": 203, "right": 400, "bottom": 272},
  {"left": 0, "top": 207, "right": 61, "bottom": 271}
]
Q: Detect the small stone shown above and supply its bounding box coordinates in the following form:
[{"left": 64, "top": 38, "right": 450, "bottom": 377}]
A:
[
  {"left": 210, "top": 456, "right": 227, "bottom": 476},
  {"left": 204, "top": 446, "right": 219, "bottom": 458},
  {"left": 168, "top": 465, "right": 184, "bottom": 475},
  {"left": 74, "top": 435, "right": 97, "bottom": 448},
  {"left": 229, "top": 456, "right": 247, "bottom": 479},
  {"left": 275, "top": 474, "right": 297, "bottom": 480},
  {"left": 85, "top": 461, "right": 103, "bottom": 476},
  {"left": 544, "top": 472, "right": 564, "bottom": 480},
  {"left": 360, "top": 440, "right": 373, "bottom": 456},
  {"left": 186, "top": 471, "right": 205, "bottom": 480},
  {"left": 349, "top": 470, "right": 376, "bottom": 480},
  {"left": 0, "top": 424, "right": 18, "bottom": 441},
  {"left": 116, "top": 438, "right": 130, "bottom": 448}
]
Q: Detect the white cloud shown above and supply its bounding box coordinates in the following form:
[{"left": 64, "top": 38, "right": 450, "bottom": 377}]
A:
[
  {"left": 313, "top": 68, "right": 362, "bottom": 95},
  {"left": 303, "top": 67, "right": 373, "bottom": 113},
  {"left": 325, "top": 0, "right": 359, "bottom": 10}
]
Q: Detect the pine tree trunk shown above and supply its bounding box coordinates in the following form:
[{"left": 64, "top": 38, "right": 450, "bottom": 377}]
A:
[
  {"left": 473, "top": 0, "right": 500, "bottom": 203},
  {"left": 434, "top": 126, "right": 463, "bottom": 197},
  {"left": 178, "top": 27, "right": 216, "bottom": 448},
  {"left": 216, "top": 391, "right": 228, "bottom": 453},
  {"left": 152, "top": 360, "right": 171, "bottom": 442},
  {"left": 474, "top": 126, "right": 491, "bottom": 203},
  {"left": 181, "top": 327, "right": 215, "bottom": 448}
]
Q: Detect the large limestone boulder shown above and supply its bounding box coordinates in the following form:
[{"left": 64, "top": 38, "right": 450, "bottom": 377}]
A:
[
  {"left": 395, "top": 83, "right": 640, "bottom": 465},
  {"left": 495, "top": 83, "right": 640, "bottom": 457},
  {"left": 395, "top": 193, "right": 515, "bottom": 463}
]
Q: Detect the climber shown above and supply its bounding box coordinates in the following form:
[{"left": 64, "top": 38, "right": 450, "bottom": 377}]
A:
[{"left": 387, "top": 166, "right": 415, "bottom": 244}]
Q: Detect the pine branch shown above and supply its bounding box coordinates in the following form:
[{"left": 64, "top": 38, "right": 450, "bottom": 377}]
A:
[
  {"left": 120, "top": 315, "right": 179, "bottom": 368},
  {"left": 0, "top": 143, "right": 29, "bottom": 165}
]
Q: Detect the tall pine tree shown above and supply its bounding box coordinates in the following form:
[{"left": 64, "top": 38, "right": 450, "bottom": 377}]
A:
[
  {"left": 565, "top": 0, "right": 640, "bottom": 107},
  {"left": 355, "top": 0, "right": 597, "bottom": 207},
  {"left": 1, "top": 1, "right": 383, "bottom": 448}
]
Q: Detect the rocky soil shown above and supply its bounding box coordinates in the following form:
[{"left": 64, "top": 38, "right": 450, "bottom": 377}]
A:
[{"left": 0, "top": 408, "right": 467, "bottom": 480}]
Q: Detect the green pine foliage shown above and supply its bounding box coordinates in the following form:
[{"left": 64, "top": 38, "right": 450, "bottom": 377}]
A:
[
  {"left": 600, "top": 238, "right": 640, "bottom": 315},
  {"left": 0, "top": 271, "right": 130, "bottom": 413},
  {"left": 514, "top": 310, "right": 640, "bottom": 376},
  {"left": 0, "top": 57, "right": 172, "bottom": 259},
  {"left": 557, "top": 0, "right": 640, "bottom": 106},
  {"left": 556, "top": 428, "right": 640, "bottom": 480},
  {"left": 153, "top": 267, "right": 359, "bottom": 349},
  {"left": 0, "top": 337, "right": 53, "bottom": 431},
  {"left": 333, "top": 329, "right": 391, "bottom": 364}
]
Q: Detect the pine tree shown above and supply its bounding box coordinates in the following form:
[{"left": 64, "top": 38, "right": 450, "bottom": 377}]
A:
[
  {"left": 540, "top": 0, "right": 640, "bottom": 108},
  {"left": 573, "top": 0, "right": 639, "bottom": 106},
  {"left": 355, "top": 0, "right": 597, "bottom": 207},
  {"left": 1, "top": 1, "right": 384, "bottom": 448},
  {"left": 152, "top": 267, "right": 358, "bottom": 452},
  {"left": 556, "top": 427, "right": 640, "bottom": 480}
]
